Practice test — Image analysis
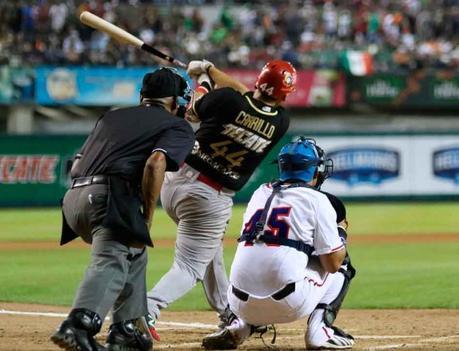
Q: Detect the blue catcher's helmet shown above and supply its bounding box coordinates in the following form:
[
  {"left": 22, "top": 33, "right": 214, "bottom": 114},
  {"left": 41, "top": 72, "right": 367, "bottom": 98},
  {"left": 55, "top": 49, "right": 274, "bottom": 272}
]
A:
[{"left": 278, "top": 137, "right": 328, "bottom": 183}]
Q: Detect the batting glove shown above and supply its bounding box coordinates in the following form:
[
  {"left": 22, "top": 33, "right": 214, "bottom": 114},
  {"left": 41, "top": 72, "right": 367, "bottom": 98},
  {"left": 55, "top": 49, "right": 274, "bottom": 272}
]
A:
[{"left": 187, "top": 59, "right": 214, "bottom": 77}]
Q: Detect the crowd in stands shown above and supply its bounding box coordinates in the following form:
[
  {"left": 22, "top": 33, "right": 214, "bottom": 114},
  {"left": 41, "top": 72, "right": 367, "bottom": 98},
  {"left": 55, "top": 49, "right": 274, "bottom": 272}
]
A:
[{"left": 1, "top": 0, "right": 459, "bottom": 72}]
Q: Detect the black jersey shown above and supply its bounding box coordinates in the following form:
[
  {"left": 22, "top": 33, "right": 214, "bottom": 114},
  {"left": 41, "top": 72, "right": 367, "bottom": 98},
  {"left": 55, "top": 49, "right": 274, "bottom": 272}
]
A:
[
  {"left": 72, "top": 105, "right": 195, "bottom": 184},
  {"left": 186, "top": 88, "right": 289, "bottom": 191}
]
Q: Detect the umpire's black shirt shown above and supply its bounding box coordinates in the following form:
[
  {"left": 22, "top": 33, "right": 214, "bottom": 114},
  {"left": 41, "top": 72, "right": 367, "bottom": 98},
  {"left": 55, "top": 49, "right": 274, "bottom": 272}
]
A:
[
  {"left": 72, "top": 105, "right": 195, "bottom": 182},
  {"left": 63, "top": 105, "right": 195, "bottom": 246},
  {"left": 187, "top": 88, "right": 289, "bottom": 191}
]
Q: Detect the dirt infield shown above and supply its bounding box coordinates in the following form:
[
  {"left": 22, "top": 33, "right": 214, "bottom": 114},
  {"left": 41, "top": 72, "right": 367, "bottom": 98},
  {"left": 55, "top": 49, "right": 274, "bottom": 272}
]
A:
[{"left": 1, "top": 303, "right": 458, "bottom": 351}]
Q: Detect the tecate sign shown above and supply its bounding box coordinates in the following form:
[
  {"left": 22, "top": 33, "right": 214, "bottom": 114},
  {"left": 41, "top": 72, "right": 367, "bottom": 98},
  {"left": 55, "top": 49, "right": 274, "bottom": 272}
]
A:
[
  {"left": 433, "top": 147, "right": 459, "bottom": 184},
  {"left": 0, "top": 155, "right": 59, "bottom": 184},
  {"left": 328, "top": 147, "right": 400, "bottom": 186}
]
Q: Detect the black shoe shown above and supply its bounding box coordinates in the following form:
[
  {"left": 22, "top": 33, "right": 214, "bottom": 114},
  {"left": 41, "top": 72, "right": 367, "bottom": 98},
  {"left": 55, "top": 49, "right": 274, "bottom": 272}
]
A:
[
  {"left": 106, "top": 320, "right": 152, "bottom": 351},
  {"left": 50, "top": 308, "right": 105, "bottom": 351},
  {"left": 202, "top": 328, "right": 240, "bottom": 350}
]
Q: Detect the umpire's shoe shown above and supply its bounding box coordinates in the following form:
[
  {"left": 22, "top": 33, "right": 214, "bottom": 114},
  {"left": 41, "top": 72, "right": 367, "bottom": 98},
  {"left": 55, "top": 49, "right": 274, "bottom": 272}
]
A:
[
  {"left": 106, "top": 320, "right": 153, "bottom": 351},
  {"left": 50, "top": 308, "right": 105, "bottom": 351}
]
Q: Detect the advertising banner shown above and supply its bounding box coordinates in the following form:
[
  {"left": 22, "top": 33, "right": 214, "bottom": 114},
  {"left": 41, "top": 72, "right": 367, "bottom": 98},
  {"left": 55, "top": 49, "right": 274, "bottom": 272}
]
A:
[
  {"left": 349, "top": 72, "right": 459, "bottom": 108},
  {"left": 226, "top": 69, "right": 346, "bottom": 108},
  {"left": 236, "top": 133, "right": 459, "bottom": 201},
  {"left": 0, "top": 135, "right": 85, "bottom": 206},
  {"left": 2, "top": 133, "right": 458, "bottom": 207},
  {"left": 35, "top": 66, "right": 346, "bottom": 107},
  {"left": 0, "top": 66, "right": 34, "bottom": 104},
  {"left": 304, "top": 134, "right": 459, "bottom": 197},
  {"left": 35, "top": 66, "right": 191, "bottom": 106}
]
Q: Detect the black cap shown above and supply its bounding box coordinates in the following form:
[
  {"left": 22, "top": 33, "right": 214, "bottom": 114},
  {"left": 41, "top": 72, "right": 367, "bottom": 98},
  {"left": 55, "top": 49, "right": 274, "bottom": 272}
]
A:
[{"left": 141, "top": 68, "right": 187, "bottom": 98}]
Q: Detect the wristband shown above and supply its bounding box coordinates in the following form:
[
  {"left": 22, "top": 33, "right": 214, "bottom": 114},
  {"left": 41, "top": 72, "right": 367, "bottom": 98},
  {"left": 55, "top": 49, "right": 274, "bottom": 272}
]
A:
[{"left": 200, "top": 81, "right": 213, "bottom": 92}]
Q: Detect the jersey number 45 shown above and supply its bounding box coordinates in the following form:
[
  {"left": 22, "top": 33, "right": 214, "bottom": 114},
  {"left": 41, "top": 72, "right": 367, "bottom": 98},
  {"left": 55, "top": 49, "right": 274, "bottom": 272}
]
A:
[{"left": 242, "top": 207, "right": 291, "bottom": 245}]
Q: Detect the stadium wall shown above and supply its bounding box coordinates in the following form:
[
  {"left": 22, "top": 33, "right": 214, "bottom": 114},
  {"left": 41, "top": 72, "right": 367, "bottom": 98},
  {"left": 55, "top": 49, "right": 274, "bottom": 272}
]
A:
[{"left": 1, "top": 132, "right": 458, "bottom": 207}]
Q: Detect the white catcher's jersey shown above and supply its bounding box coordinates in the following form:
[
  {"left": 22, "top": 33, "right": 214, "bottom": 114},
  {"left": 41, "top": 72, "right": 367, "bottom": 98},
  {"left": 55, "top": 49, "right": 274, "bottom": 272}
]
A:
[{"left": 230, "top": 183, "right": 344, "bottom": 297}]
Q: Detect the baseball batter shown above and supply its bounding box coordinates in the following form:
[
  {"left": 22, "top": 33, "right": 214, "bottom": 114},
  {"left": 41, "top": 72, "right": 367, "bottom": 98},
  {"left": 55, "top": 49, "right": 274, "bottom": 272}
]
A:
[
  {"left": 146, "top": 60, "right": 297, "bottom": 331},
  {"left": 202, "top": 137, "right": 356, "bottom": 350}
]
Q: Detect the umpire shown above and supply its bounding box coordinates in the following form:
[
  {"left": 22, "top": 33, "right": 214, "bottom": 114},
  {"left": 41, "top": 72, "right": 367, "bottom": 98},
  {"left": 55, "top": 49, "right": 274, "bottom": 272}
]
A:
[{"left": 51, "top": 67, "right": 195, "bottom": 351}]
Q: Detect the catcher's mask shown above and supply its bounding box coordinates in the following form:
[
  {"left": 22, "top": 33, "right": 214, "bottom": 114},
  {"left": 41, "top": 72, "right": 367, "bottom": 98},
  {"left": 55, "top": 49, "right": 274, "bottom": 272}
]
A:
[
  {"left": 277, "top": 137, "right": 333, "bottom": 188},
  {"left": 314, "top": 141, "right": 333, "bottom": 189}
]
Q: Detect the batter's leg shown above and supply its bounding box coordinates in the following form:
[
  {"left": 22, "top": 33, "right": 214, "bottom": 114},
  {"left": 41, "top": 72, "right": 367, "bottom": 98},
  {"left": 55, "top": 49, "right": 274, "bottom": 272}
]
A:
[
  {"left": 202, "top": 236, "right": 230, "bottom": 316},
  {"left": 147, "top": 188, "right": 232, "bottom": 320},
  {"left": 147, "top": 258, "right": 199, "bottom": 319}
]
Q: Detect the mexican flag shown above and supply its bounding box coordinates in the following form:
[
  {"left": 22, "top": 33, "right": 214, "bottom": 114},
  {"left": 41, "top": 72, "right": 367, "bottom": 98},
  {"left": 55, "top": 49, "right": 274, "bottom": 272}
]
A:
[{"left": 340, "top": 50, "right": 373, "bottom": 76}]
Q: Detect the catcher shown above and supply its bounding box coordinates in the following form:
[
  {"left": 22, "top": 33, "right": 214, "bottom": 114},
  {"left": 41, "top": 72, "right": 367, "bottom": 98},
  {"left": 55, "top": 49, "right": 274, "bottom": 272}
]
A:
[{"left": 202, "top": 137, "right": 356, "bottom": 350}]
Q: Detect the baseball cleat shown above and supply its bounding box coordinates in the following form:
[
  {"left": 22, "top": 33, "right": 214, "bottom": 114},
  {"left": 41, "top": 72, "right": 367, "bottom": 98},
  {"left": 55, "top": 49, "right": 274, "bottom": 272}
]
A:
[
  {"left": 202, "top": 328, "right": 241, "bottom": 350},
  {"left": 106, "top": 320, "right": 152, "bottom": 351},
  {"left": 145, "top": 314, "right": 161, "bottom": 341},
  {"left": 133, "top": 314, "right": 160, "bottom": 343},
  {"left": 50, "top": 324, "right": 106, "bottom": 351},
  {"left": 51, "top": 309, "right": 105, "bottom": 351},
  {"left": 308, "top": 326, "right": 354, "bottom": 350},
  {"left": 202, "top": 317, "right": 259, "bottom": 350}
]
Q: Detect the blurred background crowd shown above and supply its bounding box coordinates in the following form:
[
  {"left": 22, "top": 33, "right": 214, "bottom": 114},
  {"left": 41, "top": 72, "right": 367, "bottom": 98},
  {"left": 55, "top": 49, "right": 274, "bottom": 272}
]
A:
[{"left": 1, "top": 0, "right": 459, "bottom": 71}]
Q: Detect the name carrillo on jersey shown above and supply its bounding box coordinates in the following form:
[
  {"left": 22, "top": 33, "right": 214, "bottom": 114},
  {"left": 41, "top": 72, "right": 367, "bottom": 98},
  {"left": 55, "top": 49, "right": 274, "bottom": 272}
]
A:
[{"left": 221, "top": 110, "right": 276, "bottom": 153}]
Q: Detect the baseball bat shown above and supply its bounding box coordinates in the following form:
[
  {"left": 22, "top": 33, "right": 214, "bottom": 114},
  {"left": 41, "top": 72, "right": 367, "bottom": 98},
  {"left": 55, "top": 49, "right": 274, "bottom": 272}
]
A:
[{"left": 79, "top": 11, "right": 187, "bottom": 68}]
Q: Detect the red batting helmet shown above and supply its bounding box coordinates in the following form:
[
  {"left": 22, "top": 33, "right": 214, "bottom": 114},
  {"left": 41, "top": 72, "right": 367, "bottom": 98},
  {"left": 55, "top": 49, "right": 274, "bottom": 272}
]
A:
[{"left": 255, "top": 60, "right": 297, "bottom": 101}]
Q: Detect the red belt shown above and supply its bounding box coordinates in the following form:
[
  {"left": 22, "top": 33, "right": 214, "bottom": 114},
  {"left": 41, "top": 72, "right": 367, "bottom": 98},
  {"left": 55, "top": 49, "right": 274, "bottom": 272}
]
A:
[{"left": 197, "top": 173, "right": 224, "bottom": 191}]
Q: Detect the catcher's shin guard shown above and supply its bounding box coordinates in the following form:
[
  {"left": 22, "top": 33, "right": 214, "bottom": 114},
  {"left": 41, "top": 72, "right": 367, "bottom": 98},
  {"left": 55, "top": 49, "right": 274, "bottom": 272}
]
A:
[
  {"left": 50, "top": 308, "right": 104, "bottom": 351},
  {"left": 307, "top": 258, "right": 356, "bottom": 349},
  {"left": 317, "top": 258, "right": 356, "bottom": 328},
  {"left": 106, "top": 320, "right": 153, "bottom": 351}
]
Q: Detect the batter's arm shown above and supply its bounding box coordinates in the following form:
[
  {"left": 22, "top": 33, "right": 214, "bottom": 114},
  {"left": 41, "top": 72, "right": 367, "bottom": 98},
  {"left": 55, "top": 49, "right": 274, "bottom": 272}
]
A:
[
  {"left": 187, "top": 60, "right": 249, "bottom": 94},
  {"left": 142, "top": 151, "right": 167, "bottom": 230},
  {"left": 207, "top": 65, "right": 249, "bottom": 94}
]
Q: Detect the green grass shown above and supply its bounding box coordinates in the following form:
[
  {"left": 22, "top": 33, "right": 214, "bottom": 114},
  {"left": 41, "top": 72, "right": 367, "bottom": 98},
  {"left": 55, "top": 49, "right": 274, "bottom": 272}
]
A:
[
  {"left": 346, "top": 242, "right": 459, "bottom": 308},
  {"left": 1, "top": 202, "right": 459, "bottom": 242},
  {"left": 346, "top": 202, "right": 459, "bottom": 235},
  {"left": 1, "top": 204, "right": 459, "bottom": 309}
]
